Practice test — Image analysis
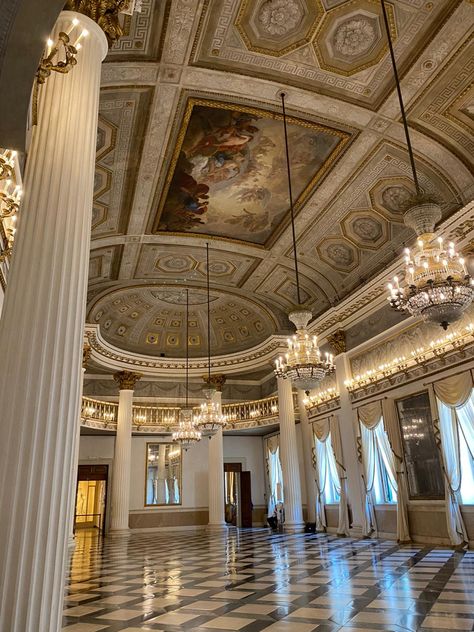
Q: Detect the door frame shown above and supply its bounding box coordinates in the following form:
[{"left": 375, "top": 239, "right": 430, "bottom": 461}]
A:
[{"left": 77, "top": 459, "right": 113, "bottom": 533}]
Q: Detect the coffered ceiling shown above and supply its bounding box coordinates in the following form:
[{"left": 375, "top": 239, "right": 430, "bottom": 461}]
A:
[{"left": 87, "top": 0, "right": 474, "bottom": 364}]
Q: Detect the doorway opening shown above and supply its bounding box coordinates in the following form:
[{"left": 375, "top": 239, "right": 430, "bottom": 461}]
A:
[
  {"left": 224, "top": 463, "right": 252, "bottom": 528},
  {"left": 74, "top": 464, "right": 108, "bottom": 534}
]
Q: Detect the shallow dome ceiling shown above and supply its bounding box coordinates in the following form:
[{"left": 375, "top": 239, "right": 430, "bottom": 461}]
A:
[{"left": 88, "top": 285, "right": 279, "bottom": 358}]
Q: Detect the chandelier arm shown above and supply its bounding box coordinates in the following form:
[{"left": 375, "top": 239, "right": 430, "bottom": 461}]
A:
[
  {"left": 280, "top": 91, "right": 302, "bottom": 307},
  {"left": 380, "top": 0, "right": 421, "bottom": 197},
  {"left": 206, "top": 242, "right": 211, "bottom": 384}
]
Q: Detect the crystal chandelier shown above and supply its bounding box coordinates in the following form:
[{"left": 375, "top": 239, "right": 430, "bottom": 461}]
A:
[
  {"left": 380, "top": 0, "right": 474, "bottom": 329},
  {"left": 172, "top": 289, "right": 201, "bottom": 449},
  {"left": 275, "top": 308, "right": 335, "bottom": 392},
  {"left": 194, "top": 243, "right": 226, "bottom": 437},
  {"left": 273, "top": 91, "right": 335, "bottom": 391},
  {"left": 388, "top": 234, "right": 474, "bottom": 330}
]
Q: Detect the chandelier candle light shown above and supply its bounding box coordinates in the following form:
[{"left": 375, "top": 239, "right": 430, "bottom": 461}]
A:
[
  {"left": 172, "top": 289, "right": 202, "bottom": 449},
  {"left": 195, "top": 243, "right": 226, "bottom": 437},
  {"left": 273, "top": 91, "right": 335, "bottom": 391},
  {"left": 380, "top": 0, "right": 474, "bottom": 329}
]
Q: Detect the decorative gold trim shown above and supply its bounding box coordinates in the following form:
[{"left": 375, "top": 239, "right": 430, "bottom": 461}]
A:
[{"left": 113, "top": 370, "right": 142, "bottom": 390}]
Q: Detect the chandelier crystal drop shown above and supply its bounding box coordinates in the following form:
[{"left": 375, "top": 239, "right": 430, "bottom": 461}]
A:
[
  {"left": 172, "top": 407, "right": 202, "bottom": 450},
  {"left": 388, "top": 232, "right": 474, "bottom": 330},
  {"left": 274, "top": 309, "right": 335, "bottom": 392}
]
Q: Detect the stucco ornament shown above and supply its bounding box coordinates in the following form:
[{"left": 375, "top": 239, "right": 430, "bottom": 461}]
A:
[
  {"left": 258, "top": 0, "right": 304, "bottom": 37},
  {"left": 333, "top": 18, "right": 376, "bottom": 57}
]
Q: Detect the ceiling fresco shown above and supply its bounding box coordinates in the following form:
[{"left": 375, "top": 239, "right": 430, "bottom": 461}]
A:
[
  {"left": 84, "top": 0, "right": 474, "bottom": 368},
  {"left": 153, "top": 99, "right": 350, "bottom": 245}
]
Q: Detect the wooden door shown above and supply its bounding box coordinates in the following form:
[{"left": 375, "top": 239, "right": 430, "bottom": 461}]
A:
[{"left": 240, "top": 471, "right": 252, "bottom": 528}]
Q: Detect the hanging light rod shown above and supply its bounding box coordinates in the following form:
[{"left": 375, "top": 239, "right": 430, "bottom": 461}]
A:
[
  {"left": 274, "top": 91, "right": 335, "bottom": 391},
  {"left": 195, "top": 243, "right": 226, "bottom": 437},
  {"left": 280, "top": 91, "right": 302, "bottom": 307},
  {"left": 380, "top": 0, "right": 420, "bottom": 196}
]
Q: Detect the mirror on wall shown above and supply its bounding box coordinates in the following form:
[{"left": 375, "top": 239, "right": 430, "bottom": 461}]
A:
[
  {"left": 145, "top": 443, "right": 182, "bottom": 506},
  {"left": 396, "top": 391, "right": 445, "bottom": 500}
]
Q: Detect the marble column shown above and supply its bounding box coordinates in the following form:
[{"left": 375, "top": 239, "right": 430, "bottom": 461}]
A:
[
  {"left": 109, "top": 372, "right": 141, "bottom": 535},
  {"left": 334, "top": 352, "right": 366, "bottom": 535},
  {"left": 207, "top": 375, "right": 226, "bottom": 527},
  {"left": 0, "top": 12, "right": 107, "bottom": 632},
  {"left": 67, "top": 346, "right": 91, "bottom": 547},
  {"left": 277, "top": 377, "right": 304, "bottom": 530},
  {"left": 297, "top": 389, "right": 317, "bottom": 524}
]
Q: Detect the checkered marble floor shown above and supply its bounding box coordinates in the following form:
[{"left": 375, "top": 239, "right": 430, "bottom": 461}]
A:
[{"left": 63, "top": 529, "right": 474, "bottom": 632}]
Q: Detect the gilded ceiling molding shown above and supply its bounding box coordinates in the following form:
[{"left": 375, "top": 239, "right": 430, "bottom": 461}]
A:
[{"left": 327, "top": 330, "right": 346, "bottom": 356}]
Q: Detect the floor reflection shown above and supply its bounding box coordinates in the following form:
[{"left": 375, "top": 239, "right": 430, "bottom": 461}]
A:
[{"left": 63, "top": 529, "right": 474, "bottom": 631}]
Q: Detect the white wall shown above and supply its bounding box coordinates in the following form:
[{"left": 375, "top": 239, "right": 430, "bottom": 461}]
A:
[{"left": 223, "top": 435, "right": 266, "bottom": 506}]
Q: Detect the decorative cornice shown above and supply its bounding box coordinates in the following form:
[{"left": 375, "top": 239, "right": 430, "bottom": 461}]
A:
[{"left": 113, "top": 370, "right": 142, "bottom": 390}]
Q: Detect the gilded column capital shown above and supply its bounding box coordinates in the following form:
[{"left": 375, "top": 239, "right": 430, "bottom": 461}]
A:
[
  {"left": 113, "top": 370, "right": 142, "bottom": 390},
  {"left": 82, "top": 344, "right": 92, "bottom": 367},
  {"left": 64, "top": 0, "right": 131, "bottom": 45},
  {"left": 327, "top": 329, "right": 346, "bottom": 356},
  {"left": 203, "top": 374, "right": 226, "bottom": 392}
]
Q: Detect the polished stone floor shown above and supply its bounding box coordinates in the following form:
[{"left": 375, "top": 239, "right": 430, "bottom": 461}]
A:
[{"left": 63, "top": 529, "right": 474, "bottom": 632}]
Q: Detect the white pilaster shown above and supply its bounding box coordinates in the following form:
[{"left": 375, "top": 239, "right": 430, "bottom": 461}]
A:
[
  {"left": 277, "top": 377, "right": 304, "bottom": 530},
  {"left": 110, "top": 373, "right": 140, "bottom": 535},
  {"left": 0, "top": 12, "right": 107, "bottom": 632},
  {"left": 335, "top": 353, "right": 366, "bottom": 535},
  {"left": 208, "top": 389, "right": 226, "bottom": 527},
  {"left": 297, "top": 389, "right": 317, "bottom": 524}
]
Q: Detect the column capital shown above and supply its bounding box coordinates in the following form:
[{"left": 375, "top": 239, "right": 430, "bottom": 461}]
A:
[
  {"left": 327, "top": 329, "right": 346, "bottom": 355},
  {"left": 82, "top": 344, "right": 92, "bottom": 367},
  {"left": 64, "top": 0, "right": 130, "bottom": 45},
  {"left": 113, "top": 370, "right": 142, "bottom": 391},
  {"left": 203, "top": 374, "right": 226, "bottom": 392}
]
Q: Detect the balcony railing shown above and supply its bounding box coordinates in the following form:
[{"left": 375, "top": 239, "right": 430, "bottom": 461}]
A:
[{"left": 80, "top": 393, "right": 299, "bottom": 431}]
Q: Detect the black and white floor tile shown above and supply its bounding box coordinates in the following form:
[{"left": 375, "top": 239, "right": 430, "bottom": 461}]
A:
[{"left": 63, "top": 529, "right": 474, "bottom": 632}]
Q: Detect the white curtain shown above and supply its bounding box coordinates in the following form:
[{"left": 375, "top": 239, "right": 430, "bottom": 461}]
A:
[
  {"left": 313, "top": 417, "right": 346, "bottom": 533},
  {"left": 313, "top": 418, "right": 330, "bottom": 531},
  {"left": 330, "top": 415, "right": 350, "bottom": 536},
  {"left": 358, "top": 401, "right": 383, "bottom": 536},
  {"left": 382, "top": 398, "right": 411, "bottom": 543},
  {"left": 456, "top": 392, "right": 474, "bottom": 503},
  {"left": 433, "top": 372, "right": 472, "bottom": 546},
  {"left": 266, "top": 436, "right": 283, "bottom": 515}
]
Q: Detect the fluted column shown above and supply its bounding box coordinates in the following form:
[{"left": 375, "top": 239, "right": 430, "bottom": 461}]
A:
[
  {"left": 207, "top": 375, "right": 226, "bottom": 527},
  {"left": 297, "top": 389, "right": 317, "bottom": 524},
  {"left": 110, "top": 371, "right": 141, "bottom": 535},
  {"left": 0, "top": 12, "right": 107, "bottom": 632},
  {"left": 67, "top": 345, "right": 91, "bottom": 547},
  {"left": 277, "top": 377, "right": 304, "bottom": 530},
  {"left": 335, "top": 353, "right": 366, "bottom": 535}
]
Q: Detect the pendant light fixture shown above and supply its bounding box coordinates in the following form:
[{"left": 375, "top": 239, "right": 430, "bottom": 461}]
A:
[
  {"left": 274, "top": 91, "right": 335, "bottom": 392},
  {"left": 172, "top": 289, "right": 202, "bottom": 449},
  {"left": 195, "top": 243, "right": 226, "bottom": 437},
  {"left": 381, "top": 0, "right": 473, "bottom": 329}
]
